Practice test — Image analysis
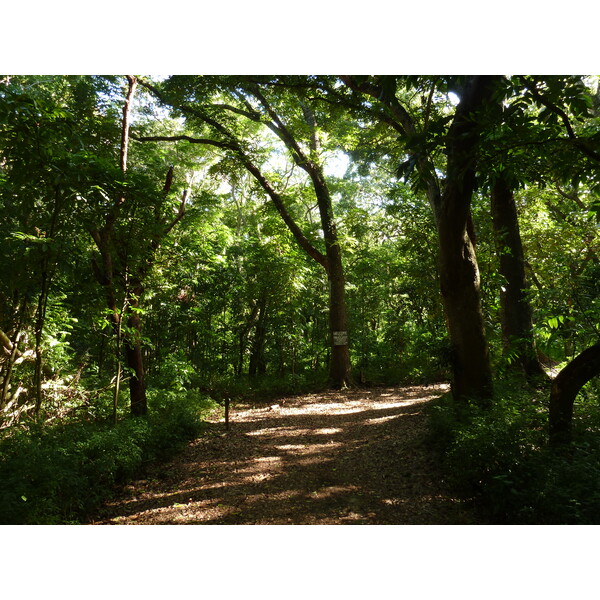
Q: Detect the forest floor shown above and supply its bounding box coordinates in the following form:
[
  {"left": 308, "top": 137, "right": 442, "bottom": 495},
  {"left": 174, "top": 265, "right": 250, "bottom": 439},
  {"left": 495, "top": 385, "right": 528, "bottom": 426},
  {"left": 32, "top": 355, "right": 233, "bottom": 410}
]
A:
[{"left": 90, "top": 384, "right": 482, "bottom": 525}]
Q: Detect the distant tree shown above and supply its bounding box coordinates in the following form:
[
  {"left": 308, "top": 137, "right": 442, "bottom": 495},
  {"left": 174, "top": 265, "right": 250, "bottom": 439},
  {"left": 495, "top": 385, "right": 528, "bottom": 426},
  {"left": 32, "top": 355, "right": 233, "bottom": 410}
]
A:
[{"left": 135, "top": 76, "right": 354, "bottom": 388}]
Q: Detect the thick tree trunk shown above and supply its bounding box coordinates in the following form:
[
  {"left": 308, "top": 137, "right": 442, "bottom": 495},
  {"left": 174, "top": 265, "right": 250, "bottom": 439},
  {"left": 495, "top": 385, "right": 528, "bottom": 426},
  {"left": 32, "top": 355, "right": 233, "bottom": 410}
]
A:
[
  {"left": 549, "top": 341, "right": 600, "bottom": 444},
  {"left": 339, "top": 75, "right": 490, "bottom": 398},
  {"left": 326, "top": 246, "right": 352, "bottom": 388},
  {"left": 436, "top": 76, "right": 498, "bottom": 403},
  {"left": 491, "top": 176, "right": 546, "bottom": 379},
  {"left": 438, "top": 218, "right": 493, "bottom": 402}
]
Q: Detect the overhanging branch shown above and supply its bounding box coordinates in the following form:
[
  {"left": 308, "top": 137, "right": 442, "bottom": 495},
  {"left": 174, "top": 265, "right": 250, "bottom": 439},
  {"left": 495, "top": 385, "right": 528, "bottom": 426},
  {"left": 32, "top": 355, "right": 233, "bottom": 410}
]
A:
[{"left": 520, "top": 76, "right": 600, "bottom": 164}]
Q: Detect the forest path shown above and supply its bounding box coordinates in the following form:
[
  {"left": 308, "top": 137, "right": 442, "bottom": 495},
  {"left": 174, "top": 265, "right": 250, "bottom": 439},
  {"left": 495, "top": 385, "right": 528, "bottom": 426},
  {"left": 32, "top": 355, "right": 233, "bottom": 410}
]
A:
[{"left": 90, "top": 384, "right": 479, "bottom": 525}]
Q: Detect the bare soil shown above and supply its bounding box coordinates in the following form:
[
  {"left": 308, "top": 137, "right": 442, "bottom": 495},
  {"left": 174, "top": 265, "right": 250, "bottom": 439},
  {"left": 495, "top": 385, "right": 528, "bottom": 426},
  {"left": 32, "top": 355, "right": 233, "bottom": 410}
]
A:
[{"left": 89, "top": 384, "right": 480, "bottom": 525}]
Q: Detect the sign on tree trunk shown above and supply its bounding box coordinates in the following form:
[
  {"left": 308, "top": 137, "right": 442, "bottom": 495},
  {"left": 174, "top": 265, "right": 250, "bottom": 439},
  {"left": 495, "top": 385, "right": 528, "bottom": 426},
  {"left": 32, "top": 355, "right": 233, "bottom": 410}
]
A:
[{"left": 333, "top": 331, "right": 348, "bottom": 346}]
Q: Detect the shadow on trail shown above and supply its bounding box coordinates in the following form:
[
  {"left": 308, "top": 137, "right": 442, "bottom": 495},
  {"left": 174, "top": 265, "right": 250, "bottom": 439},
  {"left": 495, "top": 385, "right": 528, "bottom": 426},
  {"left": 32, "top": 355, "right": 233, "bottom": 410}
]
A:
[{"left": 92, "top": 385, "right": 475, "bottom": 525}]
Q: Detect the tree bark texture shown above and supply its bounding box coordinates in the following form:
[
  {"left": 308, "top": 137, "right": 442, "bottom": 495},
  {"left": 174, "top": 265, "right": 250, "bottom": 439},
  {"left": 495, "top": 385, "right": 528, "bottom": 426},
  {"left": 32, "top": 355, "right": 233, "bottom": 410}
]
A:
[
  {"left": 549, "top": 341, "right": 600, "bottom": 444},
  {"left": 491, "top": 175, "right": 546, "bottom": 379},
  {"left": 436, "top": 76, "right": 498, "bottom": 403},
  {"left": 437, "top": 221, "right": 493, "bottom": 402}
]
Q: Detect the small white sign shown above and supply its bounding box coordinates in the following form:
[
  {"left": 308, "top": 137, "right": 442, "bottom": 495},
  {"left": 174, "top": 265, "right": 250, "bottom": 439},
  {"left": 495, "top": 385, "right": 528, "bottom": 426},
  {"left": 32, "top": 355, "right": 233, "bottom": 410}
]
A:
[{"left": 333, "top": 331, "right": 348, "bottom": 346}]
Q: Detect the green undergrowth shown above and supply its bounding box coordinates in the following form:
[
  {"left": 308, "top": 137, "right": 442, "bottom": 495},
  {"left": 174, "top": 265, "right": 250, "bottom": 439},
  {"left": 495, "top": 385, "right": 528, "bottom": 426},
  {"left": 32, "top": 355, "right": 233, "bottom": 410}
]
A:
[
  {"left": 202, "top": 366, "right": 448, "bottom": 405},
  {"left": 0, "top": 390, "right": 215, "bottom": 524},
  {"left": 428, "top": 378, "right": 600, "bottom": 524},
  {"left": 202, "top": 371, "right": 331, "bottom": 404}
]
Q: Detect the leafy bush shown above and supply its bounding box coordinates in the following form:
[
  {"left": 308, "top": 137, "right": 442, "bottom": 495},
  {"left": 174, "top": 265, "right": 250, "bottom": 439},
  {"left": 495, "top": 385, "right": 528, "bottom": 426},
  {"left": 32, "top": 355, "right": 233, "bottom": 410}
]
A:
[
  {"left": 0, "top": 391, "right": 215, "bottom": 524},
  {"left": 428, "top": 379, "right": 600, "bottom": 524}
]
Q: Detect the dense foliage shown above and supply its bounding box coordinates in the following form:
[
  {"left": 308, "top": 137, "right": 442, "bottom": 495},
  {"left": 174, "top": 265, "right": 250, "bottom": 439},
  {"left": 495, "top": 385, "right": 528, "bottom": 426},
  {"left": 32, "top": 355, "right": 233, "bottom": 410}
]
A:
[
  {"left": 0, "top": 391, "right": 214, "bottom": 523},
  {"left": 429, "top": 377, "right": 600, "bottom": 524},
  {"left": 1, "top": 75, "right": 599, "bottom": 523}
]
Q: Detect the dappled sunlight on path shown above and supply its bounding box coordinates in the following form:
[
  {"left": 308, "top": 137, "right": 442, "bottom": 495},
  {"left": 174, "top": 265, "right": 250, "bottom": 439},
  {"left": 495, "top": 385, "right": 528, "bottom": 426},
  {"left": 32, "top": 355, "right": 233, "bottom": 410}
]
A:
[{"left": 90, "top": 384, "right": 478, "bottom": 525}]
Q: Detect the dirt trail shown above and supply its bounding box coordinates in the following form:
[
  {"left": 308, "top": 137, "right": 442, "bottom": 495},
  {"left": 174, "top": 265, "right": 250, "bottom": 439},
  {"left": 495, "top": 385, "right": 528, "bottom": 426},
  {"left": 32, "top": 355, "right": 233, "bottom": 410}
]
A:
[{"left": 90, "top": 384, "right": 479, "bottom": 525}]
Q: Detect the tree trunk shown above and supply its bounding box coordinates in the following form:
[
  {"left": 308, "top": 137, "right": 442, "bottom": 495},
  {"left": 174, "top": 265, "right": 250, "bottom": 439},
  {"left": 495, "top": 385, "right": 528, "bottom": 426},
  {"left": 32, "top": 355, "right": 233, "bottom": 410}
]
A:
[
  {"left": 327, "top": 248, "right": 352, "bottom": 388},
  {"left": 249, "top": 294, "right": 268, "bottom": 376},
  {"left": 124, "top": 282, "right": 147, "bottom": 417},
  {"left": 33, "top": 187, "right": 62, "bottom": 415},
  {"left": 91, "top": 76, "right": 150, "bottom": 418},
  {"left": 436, "top": 76, "right": 498, "bottom": 403},
  {"left": 236, "top": 301, "right": 260, "bottom": 377},
  {"left": 33, "top": 266, "right": 52, "bottom": 415},
  {"left": 491, "top": 175, "right": 546, "bottom": 379},
  {"left": 438, "top": 219, "right": 493, "bottom": 402},
  {"left": 312, "top": 172, "right": 353, "bottom": 388},
  {"left": 339, "top": 75, "right": 495, "bottom": 399},
  {"left": 0, "top": 325, "right": 22, "bottom": 412},
  {"left": 549, "top": 341, "right": 600, "bottom": 444},
  {"left": 124, "top": 316, "right": 147, "bottom": 417}
]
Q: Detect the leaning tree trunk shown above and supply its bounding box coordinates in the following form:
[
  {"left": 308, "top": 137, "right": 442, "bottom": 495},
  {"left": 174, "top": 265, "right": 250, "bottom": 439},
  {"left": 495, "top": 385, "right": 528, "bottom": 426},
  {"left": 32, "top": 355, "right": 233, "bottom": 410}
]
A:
[
  {"left": 435, "top": 76, "right": 498, "bottom": 404},
  {"left": 0, "top": 320, "right": 24, "bottom": 413},
  {"left": 491, "top": 175, "right": 546, "bottom": 379},
  {"left": 549, "top": 341, "right": 600, "bottom": 444}
]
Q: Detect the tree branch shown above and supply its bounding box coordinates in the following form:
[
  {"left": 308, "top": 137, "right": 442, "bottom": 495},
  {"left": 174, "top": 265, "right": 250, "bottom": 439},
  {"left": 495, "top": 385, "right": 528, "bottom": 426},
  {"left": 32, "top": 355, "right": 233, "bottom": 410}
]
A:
[
  {"left": 120, "top": 76, "right": 137, "bottom": 175},
  {"left": 340, "top": 76, "right": 416, "bottom": 137},
  {"left": 520, "top": 76, "right": 600, "bottom": 164},
  {"left": 247, "top": 85, "right": 312, "bottom": 169},
  {"left": 131, "top": 127, "right": 328, "bottom": 270},
  {"left": 163, "top": 188, "right": 189, "bottom": 236},
  {"left": 131, "top": 133, "right": 235, "bottom": 151}
]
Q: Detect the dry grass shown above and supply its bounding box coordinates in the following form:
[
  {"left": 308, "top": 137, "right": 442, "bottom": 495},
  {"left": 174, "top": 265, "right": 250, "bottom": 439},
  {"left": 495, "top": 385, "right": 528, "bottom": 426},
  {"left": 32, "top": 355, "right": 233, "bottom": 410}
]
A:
[{"left": 90, "top": 384, "right": 480, "bottom": 525}]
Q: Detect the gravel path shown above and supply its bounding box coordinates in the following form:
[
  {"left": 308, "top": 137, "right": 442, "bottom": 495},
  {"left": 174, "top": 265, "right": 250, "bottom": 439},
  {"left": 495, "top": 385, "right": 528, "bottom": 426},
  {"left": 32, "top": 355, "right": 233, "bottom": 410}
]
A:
[{"left": 90, "top": 384, "right": 479, "bottom": 525}]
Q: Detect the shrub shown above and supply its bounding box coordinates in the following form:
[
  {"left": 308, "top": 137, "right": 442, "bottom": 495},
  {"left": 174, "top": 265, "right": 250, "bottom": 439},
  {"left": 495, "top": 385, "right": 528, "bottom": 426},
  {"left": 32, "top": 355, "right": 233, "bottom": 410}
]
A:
[
  {"left": 0, "top": 391, "right": 215, "bottom": 524},
  {"left": 428, "top": 379, "right": 600, "bottom": 524}
]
